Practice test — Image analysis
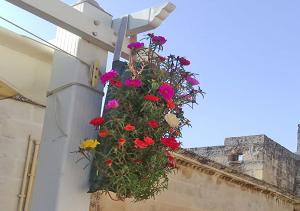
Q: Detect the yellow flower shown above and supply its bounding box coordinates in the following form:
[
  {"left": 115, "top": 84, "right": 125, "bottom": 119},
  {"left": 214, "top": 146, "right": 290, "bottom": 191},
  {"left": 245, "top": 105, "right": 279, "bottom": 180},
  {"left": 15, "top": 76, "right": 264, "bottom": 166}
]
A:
[
  {"left": 80, "top": 139, "right": 100, "bottom": 150},
  {"left": 164, "top": 113, "right": 180, "bottom": 128}
]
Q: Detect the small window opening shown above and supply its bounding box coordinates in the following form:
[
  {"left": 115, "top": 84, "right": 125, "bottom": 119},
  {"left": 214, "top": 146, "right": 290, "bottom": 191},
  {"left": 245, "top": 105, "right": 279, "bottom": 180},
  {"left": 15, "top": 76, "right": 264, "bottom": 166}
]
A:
[
  {"left": 238, "top": 154, "right": 243, "bottom": 161},
  {"left": 228, "top": 153, "right": 243, "bottom": 162}
]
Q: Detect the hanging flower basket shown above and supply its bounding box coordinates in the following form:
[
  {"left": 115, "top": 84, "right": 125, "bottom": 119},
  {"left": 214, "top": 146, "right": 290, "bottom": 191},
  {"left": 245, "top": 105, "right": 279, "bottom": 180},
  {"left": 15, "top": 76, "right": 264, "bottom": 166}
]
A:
[{"left": 79, "top": 34, "right": 204, "bottom": 201}]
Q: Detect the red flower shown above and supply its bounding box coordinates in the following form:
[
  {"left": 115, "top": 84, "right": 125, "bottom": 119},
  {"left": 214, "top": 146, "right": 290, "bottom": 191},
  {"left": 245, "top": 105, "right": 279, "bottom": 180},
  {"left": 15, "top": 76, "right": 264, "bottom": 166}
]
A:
[
  {"left": 148, "top": 120, "right": 159, "bottom": 128},
  {"left": 124, "top": 124, "right": 135, "bottom": 131},
  {"left": 179, "top": 57, "right": 191, "bottom": 66},
  {"left": 165, "top": 151, "right": 176, "bottom": 168},
  {"left": 167, "top": 100, "right": 176, "bottom": 109},
  {"left": 105, "top": 159, "right": 113, "bottom": 167},
  {"left": 144, "top": 136, "right": 155, "bottom": 146},
  {"left": 110, "top": 79, "right": 122, "bottom": 88},
  {"left": 99, "top": 130, "right": 109, "bottom": 138},
  {"left": 89, "top": 117, "right": 105, "bottom": 126},
  {"left": 118, "top": 138, "right": 126, "bottom": 147},
  {"left": 144, "top": 95, "right": 160, "bottom": 102},
  {"left": 161, "top": 137, "right": 181, "bottom": 151},
  {"left": 134, "top": 138, "right": 148, "bottom": 149}
]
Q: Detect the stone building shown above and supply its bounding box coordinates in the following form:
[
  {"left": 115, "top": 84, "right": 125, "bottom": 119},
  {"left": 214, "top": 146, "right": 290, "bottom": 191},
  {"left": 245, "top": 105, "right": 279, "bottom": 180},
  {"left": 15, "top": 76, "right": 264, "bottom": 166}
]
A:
[
  {"left": 1, "top": 25, "right": 300, "bottom": 211},
  {"left": 189, "top": 128, "right": 300, "bottom": 197}
]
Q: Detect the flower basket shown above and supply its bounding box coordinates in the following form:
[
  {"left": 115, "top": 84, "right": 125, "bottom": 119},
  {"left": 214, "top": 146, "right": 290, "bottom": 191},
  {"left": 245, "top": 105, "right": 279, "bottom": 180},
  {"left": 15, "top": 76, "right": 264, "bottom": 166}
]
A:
[{"left": 80, "top": 34, "right": 204, "bottom": 201}]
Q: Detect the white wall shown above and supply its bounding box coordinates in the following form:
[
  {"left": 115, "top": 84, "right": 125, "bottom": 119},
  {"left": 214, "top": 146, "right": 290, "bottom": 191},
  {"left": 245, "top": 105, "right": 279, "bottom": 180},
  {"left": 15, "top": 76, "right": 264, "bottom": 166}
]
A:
[{"left": 0, "top": 99, "right": 45, "bottom": 211}]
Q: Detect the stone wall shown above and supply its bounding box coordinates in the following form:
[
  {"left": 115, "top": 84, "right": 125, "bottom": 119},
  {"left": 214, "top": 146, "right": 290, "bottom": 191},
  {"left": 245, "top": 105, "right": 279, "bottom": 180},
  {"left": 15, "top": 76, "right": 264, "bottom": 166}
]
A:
[
  {"left": 262, "top": 136, "right": 298, "bottom": 193},
  {"left": 190, "top": 136, "right": 266, "bottom": 180},
  {"left": 191, "top": 135, "right": 300, "bottom": 194},
  {"left": 0, "top": 99, "right": 45, "bottom": 211},
  {"left": 91, "top": 153, "right": 298, "bottom": 211}
]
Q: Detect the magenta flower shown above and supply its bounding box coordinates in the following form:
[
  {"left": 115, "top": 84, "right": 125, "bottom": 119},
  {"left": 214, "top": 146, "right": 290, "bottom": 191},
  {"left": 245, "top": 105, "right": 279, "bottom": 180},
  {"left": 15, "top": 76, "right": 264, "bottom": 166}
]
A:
[
  {"left": 158, "top": 55, "right": 166, "bottom": 62},
  {"left": 158, "top": 83, "right": 175, "bottom": 101},
  {"left": 106, "top": 99, "right": 119, "bottom": 109},
  {"left": 179, "top": 57, "right": 191, "bottom": 66},
  {"left": 100, "top": 69, "right": 118, "bottom": 85},
  {"left": 127, "top": 42, "right": 144, "bottom": 50},
  {"left": 125, "top": 79, "right": 142, "bottom": 88},
  {"left": 186, "top": 76, "right": 199, "bottom": 86},
  {"left": 147, "top": 33, "right": 154, "bottom": 38},
  {"left": 152, "top": 36, "right": 167, "bottom": 45}
]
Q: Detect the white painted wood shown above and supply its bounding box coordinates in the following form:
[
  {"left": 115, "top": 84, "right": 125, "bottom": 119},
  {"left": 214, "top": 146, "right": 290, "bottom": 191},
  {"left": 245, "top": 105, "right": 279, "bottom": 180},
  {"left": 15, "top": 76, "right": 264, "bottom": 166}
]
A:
[
  {"left": 29, "top": 2, "right": 108, "bottom": 211},
  {"left": 113, "top": 2, "right": 176, "bottom": 36},
  {"left": 5, "top": 0, "right": 130, "bottom": 57},
  {"left": 5, "top": 0, "right": 175, "bottom": 60},
  {"left": 30, "top": 52, "right": 102, "bottom": 211}
]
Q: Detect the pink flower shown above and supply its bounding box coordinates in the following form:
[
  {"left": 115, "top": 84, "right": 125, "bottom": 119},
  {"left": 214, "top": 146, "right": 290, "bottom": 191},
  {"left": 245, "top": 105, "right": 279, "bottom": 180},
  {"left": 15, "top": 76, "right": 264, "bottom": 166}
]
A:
[
  {"left": 158, "top": 83, "right": 175, "bottom": 101},
  {"left": 186, "top": 76, "right": 199, "bottom": 86},
  {"left": 105, "top": 99, "right": 119, "bottom": 109},
  {"left": 125, "top": 79, "right": 142, "bottom": 88},
  {"left": 100, "top": 69, "right": 118, "bottom": 85},
  {"left": 179, "top": 57, "right": 191, "bottom": 66},
  {"left": 127, "top": 42, "right": 144, "bottom": 49},
  {"left": 152, "top": 35, "right": 167, "bottom": 45}
]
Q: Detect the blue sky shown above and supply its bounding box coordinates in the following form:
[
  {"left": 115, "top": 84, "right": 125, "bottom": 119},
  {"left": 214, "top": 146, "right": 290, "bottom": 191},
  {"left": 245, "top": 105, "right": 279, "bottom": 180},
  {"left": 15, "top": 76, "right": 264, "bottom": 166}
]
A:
[{"left": 1, "top": 0, "right": 299, "bottom": 151}]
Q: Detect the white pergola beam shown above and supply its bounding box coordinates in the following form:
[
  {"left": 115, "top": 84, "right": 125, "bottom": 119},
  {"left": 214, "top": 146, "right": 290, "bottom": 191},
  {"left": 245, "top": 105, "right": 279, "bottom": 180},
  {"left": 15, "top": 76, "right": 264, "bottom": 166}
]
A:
[
  {"left": 116, "top": 2, "right": 176, "bottom": 35},
  {"left": 6, "top": 0, "right": 175, "bottom": 60},
  {"left": 5, "top": 0, "right": 131, "bottom": 57}
]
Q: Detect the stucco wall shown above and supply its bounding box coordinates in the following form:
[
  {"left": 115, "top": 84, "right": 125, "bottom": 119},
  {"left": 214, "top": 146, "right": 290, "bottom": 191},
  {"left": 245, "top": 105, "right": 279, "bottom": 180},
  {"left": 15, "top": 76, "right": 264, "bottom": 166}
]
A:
[
  {"left": 92, "top": 161, "right": 295, "bottom": 211},
  {"left": 0, "top": 99, "right": 44, "bottom": 211}
]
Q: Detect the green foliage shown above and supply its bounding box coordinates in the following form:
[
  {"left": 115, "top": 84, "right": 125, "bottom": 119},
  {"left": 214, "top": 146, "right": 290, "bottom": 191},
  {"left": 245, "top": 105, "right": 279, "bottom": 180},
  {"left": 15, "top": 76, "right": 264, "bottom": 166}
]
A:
[{"left": 85, "top": 34, "right": 204, "bottom": 201}]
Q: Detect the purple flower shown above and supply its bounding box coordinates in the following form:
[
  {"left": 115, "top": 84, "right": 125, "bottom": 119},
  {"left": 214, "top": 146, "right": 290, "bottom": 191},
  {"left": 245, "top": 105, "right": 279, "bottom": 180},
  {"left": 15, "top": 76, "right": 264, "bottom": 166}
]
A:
[
  {"left": 100, "top": 69, "right": 118, "bottom": 85},
  {"left": 152, "top": 36, "right": 167, "bottom": 45},
  {"left": 186, "top": 76, "right": 199, "bottom": 86},
  {"left": 158, "top": 83, "right": 175, "bottom": 101},
  {"left": 125, "top": 79, "right": 142, "bottom": 88},
  {"left": 127, "top": 42, "right": 144, "bottom": 50},
  {"left": 106, "top": 99, "right": 119, "bottom": 109}
]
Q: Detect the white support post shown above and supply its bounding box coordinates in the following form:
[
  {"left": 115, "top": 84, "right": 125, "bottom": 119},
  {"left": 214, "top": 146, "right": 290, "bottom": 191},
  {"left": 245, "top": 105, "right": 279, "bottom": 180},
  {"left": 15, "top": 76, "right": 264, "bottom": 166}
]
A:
[{"left": 30, "top": 2, "right": 108, "bottom": 211}]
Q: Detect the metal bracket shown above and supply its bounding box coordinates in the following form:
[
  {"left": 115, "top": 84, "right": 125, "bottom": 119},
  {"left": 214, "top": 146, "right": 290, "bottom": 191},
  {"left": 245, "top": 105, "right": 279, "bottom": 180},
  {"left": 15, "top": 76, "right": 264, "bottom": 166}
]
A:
[{"left": 89, "top": 60, "right": 100, "bottom": 88}]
